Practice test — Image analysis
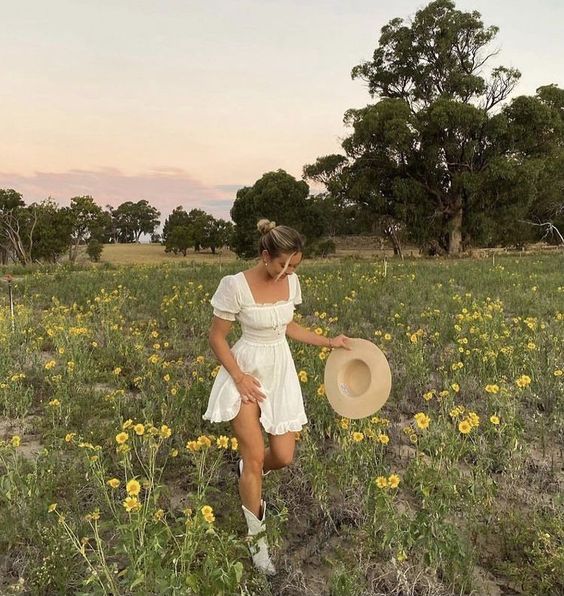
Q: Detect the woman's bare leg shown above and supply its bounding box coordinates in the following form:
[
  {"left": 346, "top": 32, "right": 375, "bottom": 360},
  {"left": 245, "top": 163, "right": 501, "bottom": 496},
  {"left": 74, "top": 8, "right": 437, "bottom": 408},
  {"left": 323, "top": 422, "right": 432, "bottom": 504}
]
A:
[
  {"left": 230, "top": 401, "right": 265, "bottom": 518},
  {"left": 264, "top": 431, "right": 296, "bottom": 472}
]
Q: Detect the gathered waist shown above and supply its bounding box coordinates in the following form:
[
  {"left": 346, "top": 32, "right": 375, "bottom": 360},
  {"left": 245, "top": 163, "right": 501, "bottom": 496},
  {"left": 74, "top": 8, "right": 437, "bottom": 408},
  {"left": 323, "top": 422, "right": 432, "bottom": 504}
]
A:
[{"left": 238, "top": 333, "right": 288, "bottom": 347}]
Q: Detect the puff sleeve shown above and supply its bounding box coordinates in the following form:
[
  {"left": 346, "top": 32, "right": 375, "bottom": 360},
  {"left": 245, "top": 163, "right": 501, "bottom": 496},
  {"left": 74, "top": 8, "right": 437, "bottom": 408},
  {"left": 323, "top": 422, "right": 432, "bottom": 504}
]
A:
[
  {"left": 293, "top": 273, "right": 303, "bottom": 306},
  {"left": 210, "top": 275, "right": 241, "bottom": 321}
]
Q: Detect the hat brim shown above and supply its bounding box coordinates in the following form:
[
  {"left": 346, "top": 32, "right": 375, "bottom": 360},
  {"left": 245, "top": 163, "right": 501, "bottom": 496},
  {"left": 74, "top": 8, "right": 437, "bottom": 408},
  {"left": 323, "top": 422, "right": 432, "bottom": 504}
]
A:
[{"left": 324, "top": 338, "right": 392, "bottom": 419}]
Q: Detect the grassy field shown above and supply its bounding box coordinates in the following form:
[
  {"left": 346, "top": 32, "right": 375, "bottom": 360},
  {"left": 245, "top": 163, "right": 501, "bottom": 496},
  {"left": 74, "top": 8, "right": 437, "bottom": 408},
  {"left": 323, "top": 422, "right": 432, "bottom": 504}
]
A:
[
  {"left": 97, "top": 243, "right": 238, "bottom": 265},
  {"left": 93, "top": 240, "right": 563, "bottom": 266},
  {"left": 0, "top": 254, "right": 562, "bottom": 594}
]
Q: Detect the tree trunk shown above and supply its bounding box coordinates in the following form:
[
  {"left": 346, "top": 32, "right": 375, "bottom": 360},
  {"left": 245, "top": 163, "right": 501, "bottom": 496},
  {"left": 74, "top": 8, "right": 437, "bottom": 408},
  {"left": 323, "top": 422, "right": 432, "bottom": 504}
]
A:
[
  {"left": 384, "top": 226, "right": 403, "bottom": 258},
  {"left": 448, "top": 208, "right": 463, "bottom": 254}
]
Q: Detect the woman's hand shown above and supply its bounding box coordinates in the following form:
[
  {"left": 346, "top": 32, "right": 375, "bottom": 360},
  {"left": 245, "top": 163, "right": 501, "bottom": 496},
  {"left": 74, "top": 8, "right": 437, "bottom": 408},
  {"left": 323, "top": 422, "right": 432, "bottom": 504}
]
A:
[
  {"left": 234, "top": 373, "right": 266, "bottom": 405},
  {"left": 329, "top": 334, "right": 352, "bottom": 350}
]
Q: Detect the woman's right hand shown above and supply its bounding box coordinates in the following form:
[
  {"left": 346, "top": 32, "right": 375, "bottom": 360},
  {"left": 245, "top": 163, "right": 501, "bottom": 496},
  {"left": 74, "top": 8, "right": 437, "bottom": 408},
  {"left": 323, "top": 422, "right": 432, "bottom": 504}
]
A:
[{"left": 234, "top": 373, "right": 266, "bottom": 405}]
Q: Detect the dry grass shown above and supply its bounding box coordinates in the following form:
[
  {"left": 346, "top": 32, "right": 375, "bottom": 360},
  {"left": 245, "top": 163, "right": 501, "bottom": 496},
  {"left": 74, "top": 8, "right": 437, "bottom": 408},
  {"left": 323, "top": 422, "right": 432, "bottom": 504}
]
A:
[
  {"left": 97, "top": 243, "right": 237, "bottom": 265},
  {"left": 91, "top": 239, "right": 562, "bottom": 267}
]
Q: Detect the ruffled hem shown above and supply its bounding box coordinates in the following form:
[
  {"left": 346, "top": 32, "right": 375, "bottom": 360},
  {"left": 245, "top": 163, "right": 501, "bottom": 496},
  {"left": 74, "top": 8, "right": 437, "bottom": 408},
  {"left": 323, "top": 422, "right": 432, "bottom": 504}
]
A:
[
  {"left": 202, "top": 404, "right": 308, "bottom": 436},
  {"left": 202, "top": 402, "right": 241, "bottom": 424},
  {"left": 260, "top": 413, "right": 308, "bottom": 435}
]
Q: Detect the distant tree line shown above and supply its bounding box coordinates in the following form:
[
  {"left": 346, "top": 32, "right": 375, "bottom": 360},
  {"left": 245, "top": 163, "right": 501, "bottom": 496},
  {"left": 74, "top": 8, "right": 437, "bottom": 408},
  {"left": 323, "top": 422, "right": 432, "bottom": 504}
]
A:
[
  {"left": 0, "top": 191, "right": 236, "bottom": 266},
  {"left": 0, "top": 194, "right": 162, "bottom": 265}
]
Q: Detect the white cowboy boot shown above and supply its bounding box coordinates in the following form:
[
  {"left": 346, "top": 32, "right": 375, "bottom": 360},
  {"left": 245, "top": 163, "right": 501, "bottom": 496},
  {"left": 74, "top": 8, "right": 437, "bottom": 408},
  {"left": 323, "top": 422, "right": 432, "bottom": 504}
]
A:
[{"left": 241, "top": 499, "right": 276, "bottom": 575}]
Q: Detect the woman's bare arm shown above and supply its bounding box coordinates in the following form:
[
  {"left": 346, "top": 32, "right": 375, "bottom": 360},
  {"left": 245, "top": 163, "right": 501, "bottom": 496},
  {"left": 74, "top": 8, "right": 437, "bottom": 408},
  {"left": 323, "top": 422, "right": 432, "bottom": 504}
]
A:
[
  {"left": 286, "top": 320, "right": 351, "bottom": 348},
  {"left": 208, "top": 316, "right": 245, "bottom": 381}
]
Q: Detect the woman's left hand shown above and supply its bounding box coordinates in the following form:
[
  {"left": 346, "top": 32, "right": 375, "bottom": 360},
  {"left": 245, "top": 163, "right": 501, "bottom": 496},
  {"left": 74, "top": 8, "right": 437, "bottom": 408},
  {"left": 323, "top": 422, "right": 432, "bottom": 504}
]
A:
[{"left": 330, "top": 334, "right": 352, "bottom": 350}]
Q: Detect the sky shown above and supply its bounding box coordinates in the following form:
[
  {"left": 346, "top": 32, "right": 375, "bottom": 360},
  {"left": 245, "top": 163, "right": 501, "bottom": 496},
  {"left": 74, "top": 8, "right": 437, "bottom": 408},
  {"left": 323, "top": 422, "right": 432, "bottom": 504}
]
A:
[{"left": 1, "top": 0, "right": 563, "bottom": 221}]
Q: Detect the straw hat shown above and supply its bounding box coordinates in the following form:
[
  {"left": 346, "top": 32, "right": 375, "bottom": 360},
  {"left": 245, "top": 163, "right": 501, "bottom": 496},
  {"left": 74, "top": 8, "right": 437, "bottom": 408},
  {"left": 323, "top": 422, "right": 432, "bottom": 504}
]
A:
[{"left": 324, "top": 338, "right": 392, "bottom": 419}]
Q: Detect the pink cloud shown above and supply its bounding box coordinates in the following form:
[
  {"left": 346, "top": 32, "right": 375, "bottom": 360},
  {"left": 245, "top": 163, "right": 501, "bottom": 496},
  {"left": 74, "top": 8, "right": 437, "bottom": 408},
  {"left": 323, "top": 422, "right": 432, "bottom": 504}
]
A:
[{"left": 0, "top": 167, "right": 242, "bottom": 221}]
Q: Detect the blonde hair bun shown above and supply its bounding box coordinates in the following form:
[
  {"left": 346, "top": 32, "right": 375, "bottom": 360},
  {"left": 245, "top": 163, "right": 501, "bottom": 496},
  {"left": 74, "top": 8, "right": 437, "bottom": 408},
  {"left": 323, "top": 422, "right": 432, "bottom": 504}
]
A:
[{"left": 257, "top": 218, "right": 276, "bottom": 235}]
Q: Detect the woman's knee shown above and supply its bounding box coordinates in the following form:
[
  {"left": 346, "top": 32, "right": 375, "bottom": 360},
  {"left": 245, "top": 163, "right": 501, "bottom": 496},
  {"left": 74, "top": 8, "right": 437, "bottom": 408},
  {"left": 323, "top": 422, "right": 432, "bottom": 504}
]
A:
[
  {"left": 242, "top": 454, "right": 265, "bottom": 475},
  {"left": 272, "top": 451, "right": 294, "bottom": 468}
]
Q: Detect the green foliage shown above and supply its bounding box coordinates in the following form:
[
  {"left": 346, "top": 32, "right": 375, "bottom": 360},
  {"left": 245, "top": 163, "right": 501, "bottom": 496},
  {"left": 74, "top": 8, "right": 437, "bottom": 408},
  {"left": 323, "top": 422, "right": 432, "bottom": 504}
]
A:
[
  {"left": 306, "top": 0, "right": 563, "bottom": 254},
  {"left": 66, "top": 196, "right": 106, "bottom": 263},
  {"left": 163, "top": 207, "right": 232, "bottom": 255},
  {"left": 304, "top": 238, "right": 336, "bottom": 258},
  {"left": 230, "top": 169, "right": 327, "bottom": 258},
  {"left": 493, "top": 509, "right": 564, "bottom": 595},
  {"left": 165, "top": 225, "right": 193, "bottom": 256},
  {"left": 29, "top": 201, "right": 74, "bottom": 263},
  {"left": 108, "top": 200, "right": 161, "bottom": 243},
  {"left": 86, "top": 239, "right": 104, "bottom": 262}
]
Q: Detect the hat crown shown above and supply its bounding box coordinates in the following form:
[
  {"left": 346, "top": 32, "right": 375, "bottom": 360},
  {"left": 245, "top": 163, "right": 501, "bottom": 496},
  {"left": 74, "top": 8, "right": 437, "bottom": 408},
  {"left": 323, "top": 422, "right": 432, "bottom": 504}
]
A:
[
  {"left": 324, "top": 338, "right": 392, "bottom": 419},
  {"left": 338, "top": 358, "right": 371, "bottom": 398}
]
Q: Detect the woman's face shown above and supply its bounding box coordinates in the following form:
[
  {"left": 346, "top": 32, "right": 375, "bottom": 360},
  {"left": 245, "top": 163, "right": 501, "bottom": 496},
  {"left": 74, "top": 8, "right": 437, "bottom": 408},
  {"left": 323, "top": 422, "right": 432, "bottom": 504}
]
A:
[{"left": 263, "top": 250, "right": 302, "bottom": 281}]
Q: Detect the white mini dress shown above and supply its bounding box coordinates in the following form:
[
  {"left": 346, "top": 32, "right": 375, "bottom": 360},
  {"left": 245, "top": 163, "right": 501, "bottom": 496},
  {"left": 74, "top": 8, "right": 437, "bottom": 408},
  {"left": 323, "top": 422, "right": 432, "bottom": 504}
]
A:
[{"left": 202, "top": 271, "right": 308, "bottom": 435}]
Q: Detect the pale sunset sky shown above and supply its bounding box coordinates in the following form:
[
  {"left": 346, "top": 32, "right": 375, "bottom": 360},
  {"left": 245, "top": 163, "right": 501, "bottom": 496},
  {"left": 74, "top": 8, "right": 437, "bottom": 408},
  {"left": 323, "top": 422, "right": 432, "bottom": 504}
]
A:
[{"left": 2, "top": 0, "right": 563, "bottom": 221}]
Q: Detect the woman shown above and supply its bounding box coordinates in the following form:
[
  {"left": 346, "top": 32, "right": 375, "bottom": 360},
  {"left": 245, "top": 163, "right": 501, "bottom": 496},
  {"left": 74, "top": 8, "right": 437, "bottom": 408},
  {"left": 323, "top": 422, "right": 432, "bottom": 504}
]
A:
[{"left": 203, "top": 219, "right": 350, "bottom": 575}]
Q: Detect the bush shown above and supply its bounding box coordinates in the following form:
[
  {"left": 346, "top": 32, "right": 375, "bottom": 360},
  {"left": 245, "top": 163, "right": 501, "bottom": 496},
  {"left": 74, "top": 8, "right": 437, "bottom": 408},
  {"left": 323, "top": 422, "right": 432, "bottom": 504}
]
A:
[
  {"left": 86, "top": 239, "right": 103, "bottom": 262},
  {"left": 304, "top": 238, "right": 336, "bottom": 258}
]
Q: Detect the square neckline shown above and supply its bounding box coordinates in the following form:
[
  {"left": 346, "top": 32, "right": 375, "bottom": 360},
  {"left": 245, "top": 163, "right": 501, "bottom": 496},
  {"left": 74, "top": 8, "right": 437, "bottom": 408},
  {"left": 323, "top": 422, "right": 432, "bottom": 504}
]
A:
[{"left": 239, "top": 271, "right": 293, "bottom": 306}]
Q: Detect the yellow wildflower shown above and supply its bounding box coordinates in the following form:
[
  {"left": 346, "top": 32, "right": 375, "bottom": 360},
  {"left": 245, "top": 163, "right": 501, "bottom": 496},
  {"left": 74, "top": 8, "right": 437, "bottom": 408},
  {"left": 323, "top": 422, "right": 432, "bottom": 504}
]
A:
[
  {"left": 123, "top": 496, "right": 141, "bottom": 513},
  {"left": 216, "top": 435, "right": 229, "bottom": 449},
  {"left": 414, "top": 413, "right": 430, "bottom": 430},
  {"left": 133, "top": 424, "right": 145, "bottom": 436},
  {"left": 352, "top": 431, "right": 364, "bottom": 443},
  {"left": 388, "top": 474, "right": 400, "bottom": 489},
  {"left": 115, "top": 432, "right": 129, "bottom": 445},
  {"left": 107, "top": 478, "right": 120, "bottom": 489},
  {"left": 186, "top": 440, "right": 200, "bottom": 452},
  {"left": 516, "top": 375, "right": 532, "bottom": 388},
  {"left": 458, "top": 420, "right": 472, "bottom": 434},
  {"left": 197, "top": 435, "right": 211, "bottom": 448},
  {"left": 375, "top": 476, "right": 388, "bottom": 489},
  {"left": 201, "top": 505, "right": 215, "bottom": 523},
  {"left": 126, "top": 479, "right": 141, "bottom": 496},
  {"left": 490, "top": 415, "right": 500, "bottom": 425}
]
